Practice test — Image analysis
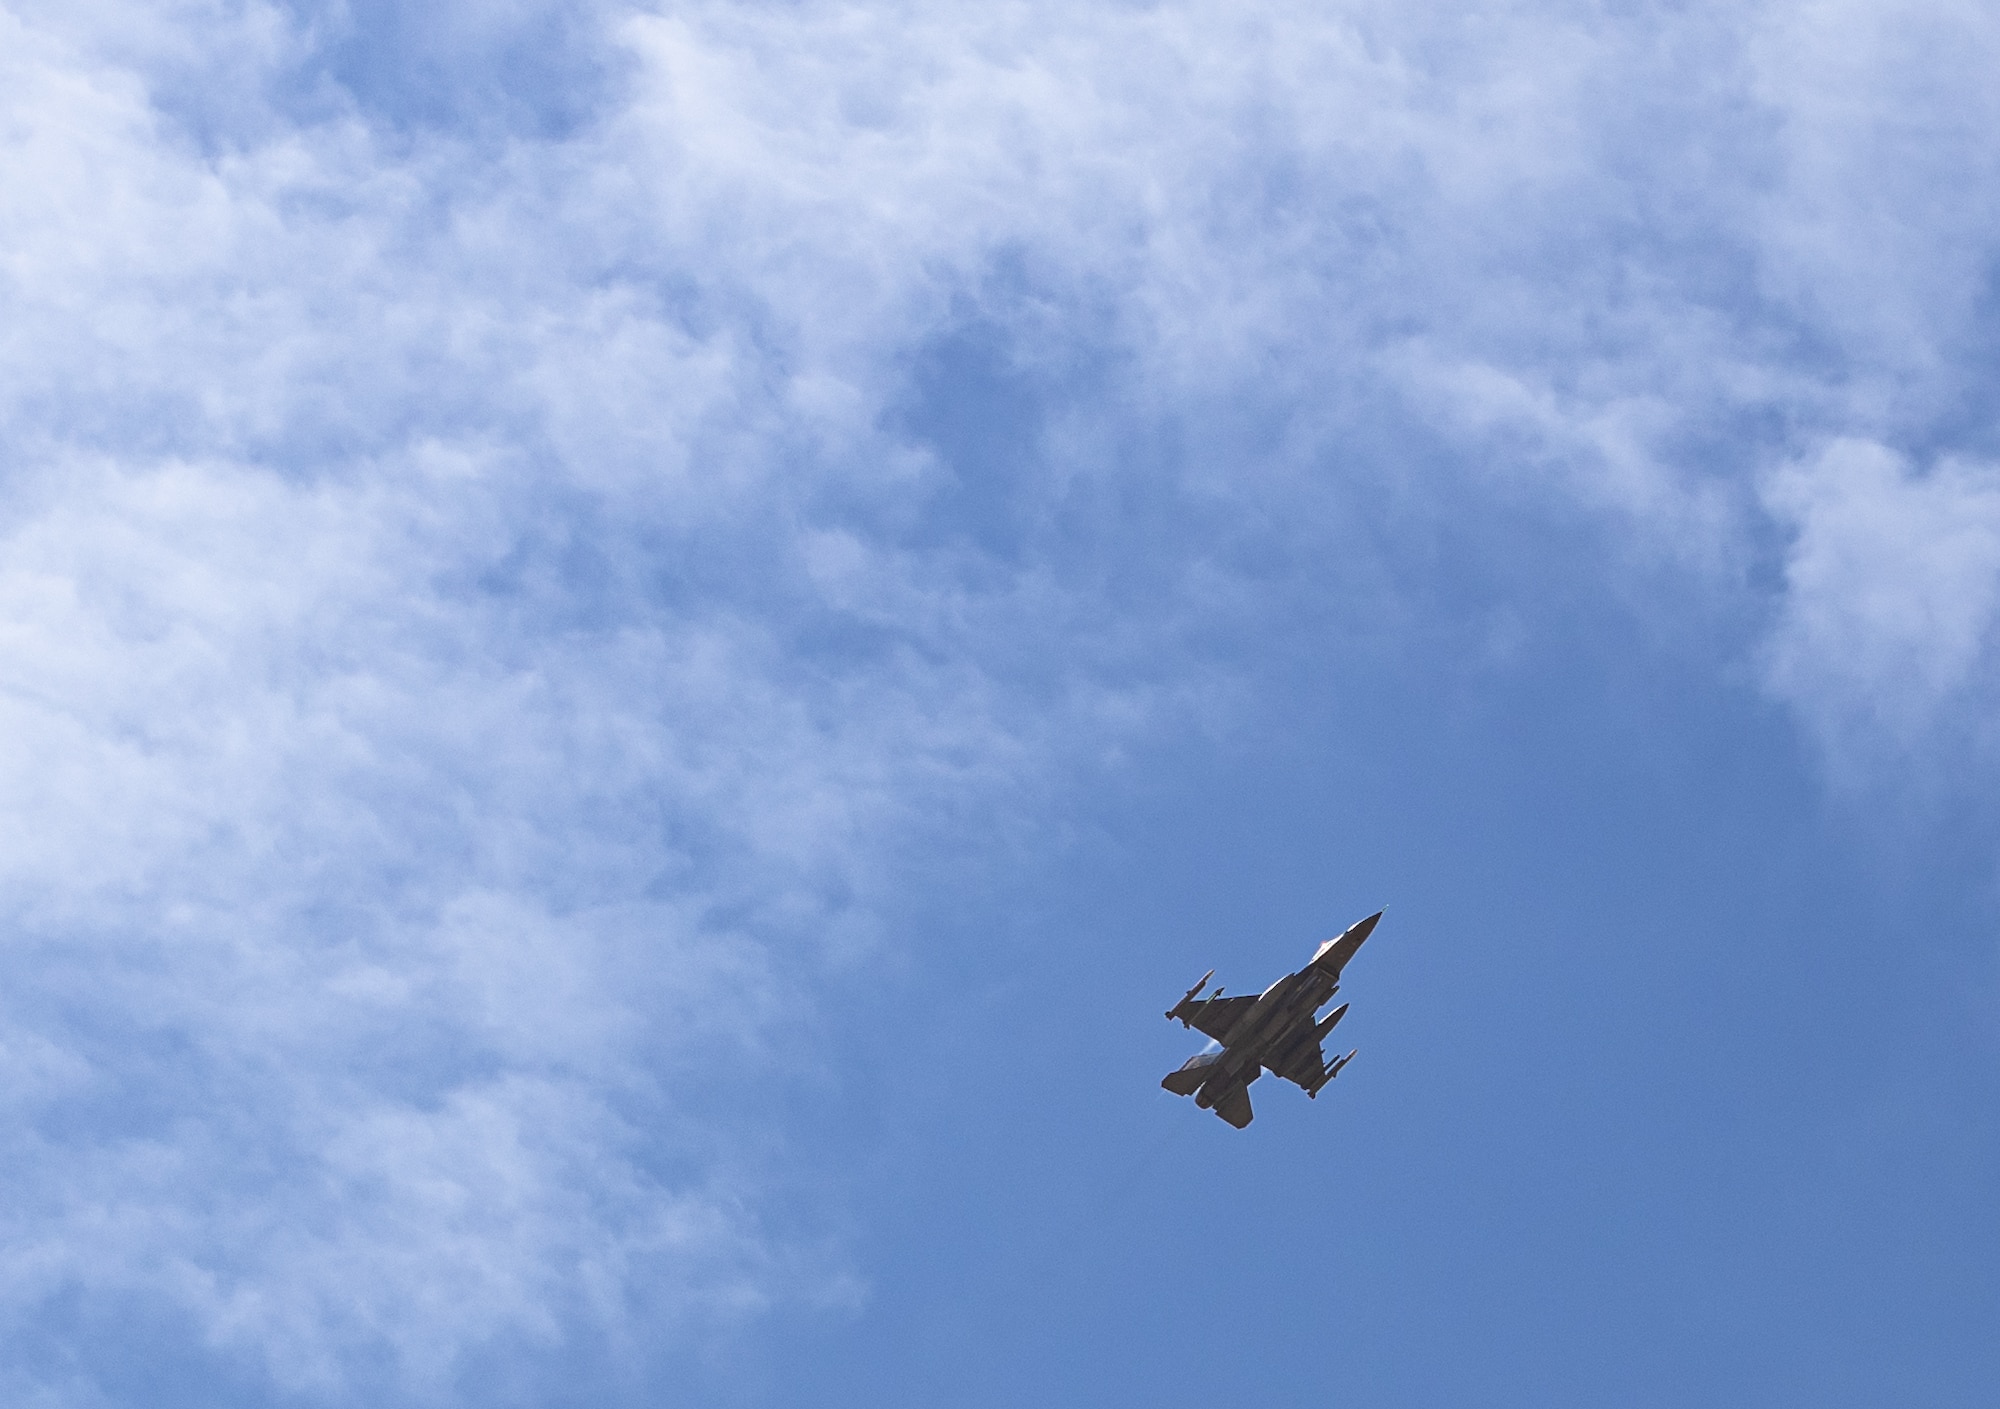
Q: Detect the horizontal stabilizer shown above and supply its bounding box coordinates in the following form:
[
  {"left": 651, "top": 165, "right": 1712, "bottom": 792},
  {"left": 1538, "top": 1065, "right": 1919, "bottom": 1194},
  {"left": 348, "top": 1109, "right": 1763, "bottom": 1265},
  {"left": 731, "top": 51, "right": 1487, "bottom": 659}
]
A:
[
  {"left": 1214, "top": 1084, "right": 1254, "bottom": 1129},
  {"left": 1161, "top": 1052, "right": 1221, "bottom": 1096}
]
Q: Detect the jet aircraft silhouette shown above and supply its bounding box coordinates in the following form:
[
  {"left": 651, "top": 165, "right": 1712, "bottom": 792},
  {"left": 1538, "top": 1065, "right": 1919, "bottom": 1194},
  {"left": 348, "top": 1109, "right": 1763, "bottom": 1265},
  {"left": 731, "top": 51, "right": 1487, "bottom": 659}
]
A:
[{"left": 1162, "top": 910, "right": 1382, "bottom": 1128}]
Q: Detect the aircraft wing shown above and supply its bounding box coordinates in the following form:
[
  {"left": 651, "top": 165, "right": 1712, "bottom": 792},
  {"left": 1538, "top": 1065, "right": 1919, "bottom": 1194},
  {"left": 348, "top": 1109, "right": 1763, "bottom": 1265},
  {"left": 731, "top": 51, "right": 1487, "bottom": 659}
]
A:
[
  {"left": 1181, "top": 994, "right": 1256, "bottom": 1043},
  {"left": 1265, "top": 1035, "right": 1327, "bottom": 1091}
]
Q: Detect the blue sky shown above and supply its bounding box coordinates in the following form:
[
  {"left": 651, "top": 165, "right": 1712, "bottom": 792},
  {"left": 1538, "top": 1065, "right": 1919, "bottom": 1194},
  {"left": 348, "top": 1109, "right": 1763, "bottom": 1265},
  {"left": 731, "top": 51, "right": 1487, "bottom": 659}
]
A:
[{"left": 1, "top": 2, "right": 1998, "bottom": 1405}]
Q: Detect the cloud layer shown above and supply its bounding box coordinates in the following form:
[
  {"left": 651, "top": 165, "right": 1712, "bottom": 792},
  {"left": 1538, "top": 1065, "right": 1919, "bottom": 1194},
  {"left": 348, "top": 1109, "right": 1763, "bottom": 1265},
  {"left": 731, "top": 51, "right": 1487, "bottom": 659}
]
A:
[{"left": 3, "top": 0, "right": 1999, "bottom": 1401}]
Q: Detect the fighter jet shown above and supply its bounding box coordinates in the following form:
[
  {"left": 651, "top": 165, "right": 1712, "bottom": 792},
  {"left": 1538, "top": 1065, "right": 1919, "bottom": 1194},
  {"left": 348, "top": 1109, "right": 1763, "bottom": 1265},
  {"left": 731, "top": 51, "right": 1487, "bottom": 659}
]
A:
[{"left": 1161, "top": 910, "right": 1382, "bottom": 1128}]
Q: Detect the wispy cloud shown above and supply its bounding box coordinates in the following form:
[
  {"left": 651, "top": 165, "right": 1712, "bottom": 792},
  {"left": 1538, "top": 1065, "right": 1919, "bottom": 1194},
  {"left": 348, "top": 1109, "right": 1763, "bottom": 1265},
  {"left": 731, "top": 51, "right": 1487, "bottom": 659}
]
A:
[
  {"left": 1762, "top": 440, "right": 2000, "bottom": 766},
  {"left": 0, "top": 3, "right": 1224, "bottom": 1396},
  {"left": 4, "top": 0, "right": 2000, "bottom": 1400}
]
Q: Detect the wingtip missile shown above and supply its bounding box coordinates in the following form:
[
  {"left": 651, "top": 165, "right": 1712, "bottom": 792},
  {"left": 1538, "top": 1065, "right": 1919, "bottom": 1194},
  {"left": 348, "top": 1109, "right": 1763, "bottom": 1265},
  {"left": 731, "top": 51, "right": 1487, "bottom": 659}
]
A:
[
  {"left": 1308, "top": 1047, "right": 1358, "bottom": 1097},
  {"left": 1166, "top": 968, "right": 1216, "bottom": 1021}
]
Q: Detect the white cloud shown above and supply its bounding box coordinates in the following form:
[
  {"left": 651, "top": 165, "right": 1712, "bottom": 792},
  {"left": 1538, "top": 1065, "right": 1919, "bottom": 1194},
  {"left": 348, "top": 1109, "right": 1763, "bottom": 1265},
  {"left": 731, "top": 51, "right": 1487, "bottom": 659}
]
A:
[
  {"left": 1763, "top": 439, "right": 2000, "bottom": 760},
  {"left": 6, "top": 0, "right": 2000, "bottom": 1399},
  {"left": 0, "top": 5, "right": 1228, "bottom": 1396},
  {"left": 1746, "top": 0, "right": 2000, "bottom": 403},
  {"left": 0, "top": 449, "right": 860, "bottom": 1395}
]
